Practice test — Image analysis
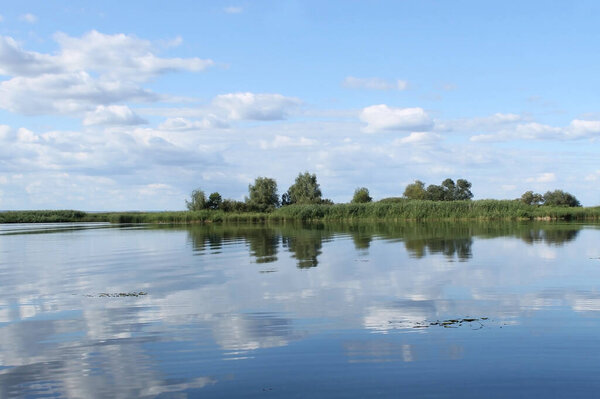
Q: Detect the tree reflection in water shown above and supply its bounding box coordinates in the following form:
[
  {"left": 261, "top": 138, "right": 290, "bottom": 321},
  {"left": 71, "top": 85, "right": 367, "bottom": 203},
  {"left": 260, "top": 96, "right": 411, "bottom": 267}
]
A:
[
  {"left": 282, "top": 224, "right": 332, "bottom": 269},
  {"left": 185, "top": 221, "right": 583, "bottom": 268}
]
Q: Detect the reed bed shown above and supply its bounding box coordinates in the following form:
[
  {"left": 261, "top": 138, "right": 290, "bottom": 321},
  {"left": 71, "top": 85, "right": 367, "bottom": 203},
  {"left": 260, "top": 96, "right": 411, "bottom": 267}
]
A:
[{"left": 2, "top": 200, "right": 600, "bottom": 224}]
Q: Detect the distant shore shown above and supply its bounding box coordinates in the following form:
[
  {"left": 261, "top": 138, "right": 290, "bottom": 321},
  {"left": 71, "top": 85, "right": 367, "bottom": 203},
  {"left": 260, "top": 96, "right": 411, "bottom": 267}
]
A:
[{"left": 2, "top": 200, "right": 600, "bottom": 224}]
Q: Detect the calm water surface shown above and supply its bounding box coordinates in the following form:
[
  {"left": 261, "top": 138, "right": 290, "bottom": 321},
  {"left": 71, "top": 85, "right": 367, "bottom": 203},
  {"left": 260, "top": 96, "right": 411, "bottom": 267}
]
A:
[{"left": 1, "top": 221, "right": 600, "bottom": 398}]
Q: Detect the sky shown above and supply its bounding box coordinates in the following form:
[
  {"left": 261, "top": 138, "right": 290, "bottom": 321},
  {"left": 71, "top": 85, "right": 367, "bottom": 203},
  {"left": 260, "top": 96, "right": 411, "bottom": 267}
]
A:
[{"left": 1, "top": 0, "right": 600, "bottom": 210}]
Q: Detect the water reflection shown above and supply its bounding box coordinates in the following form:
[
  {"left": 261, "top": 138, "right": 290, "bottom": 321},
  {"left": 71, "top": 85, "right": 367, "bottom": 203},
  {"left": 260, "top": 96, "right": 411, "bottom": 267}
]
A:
[
  {"left": 212, "top": 313, "right": 302, "bottom": 354},
  {"left": 185, "top": 221, "right": 582, "bottom": 266},
  {"left": 282, "top": 228, "right": 327, "bottom": 269},
  {"left": 0, "top": 304, "right": 216, "bottom": 398},
  {"left": 0, "top": 221, "right": 596, "bottom": 398},
  {"left": 518, "top": 228, "right": 580, "bottom": 246}
]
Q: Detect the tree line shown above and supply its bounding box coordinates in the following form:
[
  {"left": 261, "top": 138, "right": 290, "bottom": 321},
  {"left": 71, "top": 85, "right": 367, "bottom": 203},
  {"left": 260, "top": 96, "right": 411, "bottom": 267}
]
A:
[
  {"left": 187, "top": 172, "right": 333, "bottom": 212},
  {"left": 519, "top": 190, "right": 580, "bottom": 207},
  {"left": 187, "top": 173, "right": 582, "bottom": 212},
  {"left": 402, "top": 179, "right": 474, "bottom": 201}
]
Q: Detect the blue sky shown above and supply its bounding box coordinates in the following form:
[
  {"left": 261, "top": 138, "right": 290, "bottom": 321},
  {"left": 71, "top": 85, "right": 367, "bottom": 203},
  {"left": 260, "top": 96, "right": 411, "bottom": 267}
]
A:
[{"left": 1, "top": 0, "right": 599, "bottom": 210}]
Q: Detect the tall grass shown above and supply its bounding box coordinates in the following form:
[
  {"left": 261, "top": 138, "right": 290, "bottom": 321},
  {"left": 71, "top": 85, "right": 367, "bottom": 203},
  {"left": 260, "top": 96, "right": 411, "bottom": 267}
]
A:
[
  {"left": 271, "top": 199, "right": 600, "bottom": 221},
  {"left": 2, "top": 200, "right": 600, "bottom": 224},
  {"left": 0, "top": 210, "right": 88, "bottom": 223}
]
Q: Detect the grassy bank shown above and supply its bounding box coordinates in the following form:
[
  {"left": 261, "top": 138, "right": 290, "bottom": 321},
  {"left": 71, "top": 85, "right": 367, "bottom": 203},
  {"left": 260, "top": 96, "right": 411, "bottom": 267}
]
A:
[
  {"left": 2, "top": 200, "right": 600, "bottom": 224},
  {"left": 270, "top": 199, "right": 600, "bottom": 221}
]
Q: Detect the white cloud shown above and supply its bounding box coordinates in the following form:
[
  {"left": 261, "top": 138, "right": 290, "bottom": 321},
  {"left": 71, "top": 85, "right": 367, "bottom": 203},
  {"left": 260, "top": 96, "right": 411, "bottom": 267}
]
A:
[
  {"left": 470, "top": 119, "right": 600, "bottom": 142},
  {"left": 0, "top": 36, "right": 61, "bottom": 77},
  {"left": 83, "top": 105, "right": 147, "bottom": 126},
  {"left": 224, "top": 6, "right": 243, "bottom": 13},
  {"left": 526, "top": 172, "right": 556, "bottom": 183},
  {"left": 343, "top": 76, "right": 408, "bottom": 91},
  {"left": 16, "top": 127, "right": 38, "bottom": 143},
  {"left": 438, "top": 112, "right": 524, "bottom": 133},
  {"left": 0, "top": 72, "right": 157, "bottom": 115},
  {"left": 470, "top": 122, "right": 562, "bottom": 142},
  {"left": 0, "top": 31, "right": 214, "bottom": 116},
  {"left": 259, "top": 135, "right": 317, "bottom": 149},
  {"left": 568, "top": 119, "right": 600, "bottom": 139},
  {"left": 0, "top": 124, "right": 11, "bottom": 140},
  {"left": 393, "top": 132, "right": 442, "bottom": 145},
  {"left": 158, "top": 116, "right": 228, "bottom": 130},
  {"left": 54, "top": 31, "right": 213, "bottom": 81},
  {"left": 212, "top": 92, "right": 301, "bottom": 121},
  {"left": 19, "top": 13, "right": 37, "bottom": 23},
  {"left": 360, "top": 105, "right": 433, "bottom": 133}
]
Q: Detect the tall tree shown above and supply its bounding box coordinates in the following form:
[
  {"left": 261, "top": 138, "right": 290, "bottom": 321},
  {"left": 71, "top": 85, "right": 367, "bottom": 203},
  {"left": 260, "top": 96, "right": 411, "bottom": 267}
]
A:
[
  {"left": 186, "top": 188, "right": 207, "bottom": 211},
  {"left": 455, "top": 179, "right": 474, "bottom": 200},
  {"left": 426, "top": 184, "right": 445, "bottom": 201},
  {"left": 543, "top": 190, "right": 581, "bottom": 207},
  {"left": 403, "top": 180, "right": 427, "bottom": 200},
  {"left": 207, "top": 192, "right": 222, "bottom": 210},
  {"left": 351, "top": 187, "right": 372, "bottom": 203},
  {"left": 247, "top": 177, "right": 279, "bottom": 212},
  {"left": 286, "top": 172, "right": 322, "bottom": 204},
  {"left": 520, "top": 191, "right": 543, "bottom": 205},
  {"left": 441, "top": 178, "right": 457, "bottom": 201}
]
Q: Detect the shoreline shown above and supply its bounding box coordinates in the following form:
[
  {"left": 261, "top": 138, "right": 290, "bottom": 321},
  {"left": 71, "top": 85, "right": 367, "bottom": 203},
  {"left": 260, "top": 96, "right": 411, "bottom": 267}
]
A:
[{"left": 1, "top": 200, "right": 600, "bottom": 224}]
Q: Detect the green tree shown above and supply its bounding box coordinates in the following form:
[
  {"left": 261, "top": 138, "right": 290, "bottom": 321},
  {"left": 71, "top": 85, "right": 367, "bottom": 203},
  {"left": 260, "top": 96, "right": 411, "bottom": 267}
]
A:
[
  {"left": 221, "top": 199, "right": 248, "bottom": 212},
  {"left": 207, "top": 192, "right": 222, "bottom": 210},
  {"left": 520, "top": 191, "right": 543, "bottom": 205},
  {"left": 247, "top": 177, "right": 279, "bottom": 212},
  {"left": 455, "top": 179, "right": 474, "bottom": 200},
  {"left": 403, "top": 180, "right": 427, "bottom": 200},
  {"left": 286, "top": 172, "right": 322, "bottom": 204},
  {"left": 441, "top": 178, "right": 457, "bottom": 201},
  {"left": 426, "top": 184, "right": 445, "bottom": 201},
  {"left": 543, "top": 190, "right": 581, "bottom": 207},
  {"left": 352, "top": 187, "right": 372, "bottom": 203},
  {"left": 186, "top": 188, "right": 207, "bottom": 211}
]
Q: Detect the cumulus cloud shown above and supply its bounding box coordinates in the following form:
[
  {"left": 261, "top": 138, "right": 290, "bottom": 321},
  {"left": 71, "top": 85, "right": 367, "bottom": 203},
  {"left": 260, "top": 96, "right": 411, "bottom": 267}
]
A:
[
  {"left": 158, "top": 116, "right": 228, "bottom": 130},
  {"left": 54, "top": 30, "right": 213, "bottom": 81},
  {"left": 343, "top": 76, "right": 408, "bottom": 91},
  {"left": 17, "top": 127, "right": 38, "bottom": 143},
  {"left": 392, "top": 132, "right": 442, "bottom": 146},
  {"left": 0, "top": 31, "right": 214, "bottom": 117},
  {"left": 0, "top": 72, "right": 157, "bottom": 115},
  {"left": 568, "top": 119, "right": 600, "bottom": 139},
  {"left": 212, "top": 92, "right": 302, "bottom": 121},
  {"left": 0, "top": 36, "right": 61, "bottom": 77},
  {"left": 360, "top": 105, "right": 433, "bottom": 133},
  {"left": 0, "top": 124, "right": 11, "bottom": 140},
  {"left": 83, "top": 105, "right": 147, "bottom": 126}
]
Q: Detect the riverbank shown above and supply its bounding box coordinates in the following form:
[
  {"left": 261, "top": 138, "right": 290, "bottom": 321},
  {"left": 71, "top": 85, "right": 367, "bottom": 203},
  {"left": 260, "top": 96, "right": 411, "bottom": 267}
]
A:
[{"left": 2, "top": 200, "right": 600, "bottom": 224}]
